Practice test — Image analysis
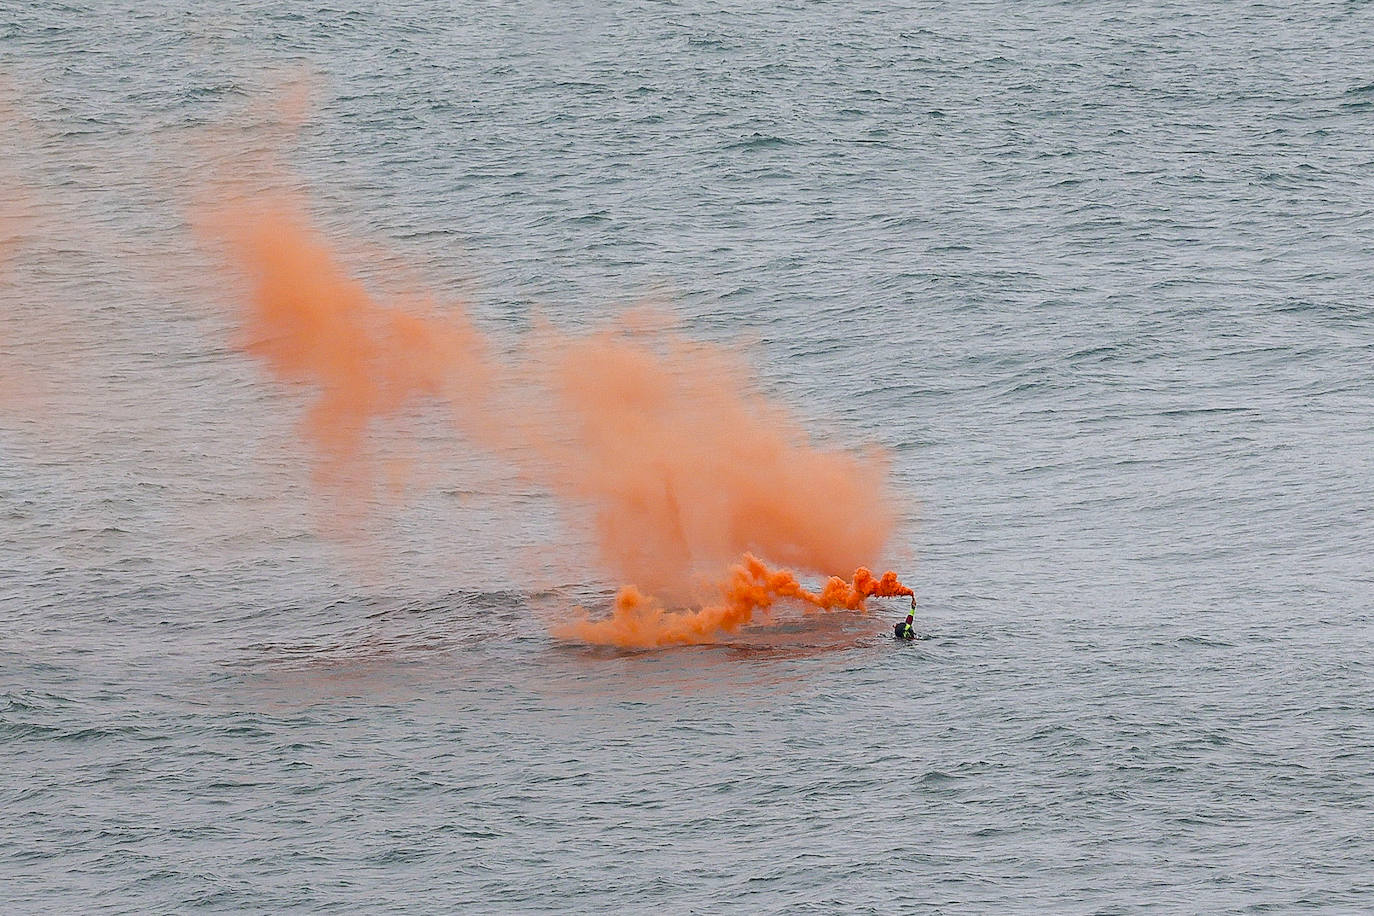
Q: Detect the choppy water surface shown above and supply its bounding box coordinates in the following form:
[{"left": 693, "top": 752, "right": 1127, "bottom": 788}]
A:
[{"left": 3, "top": 2, "right": 1373, "bottom": 912}]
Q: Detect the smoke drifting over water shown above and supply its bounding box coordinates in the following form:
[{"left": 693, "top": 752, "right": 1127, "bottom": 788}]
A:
[
  {"left": 0, "top": 85, "right": 913, "bottom": 647},
  {"left": 200, "top": 197, "right": 497, "bottom": 490},
  {"left": 200, "top": 181, "right": 912, "bottom": 647}
]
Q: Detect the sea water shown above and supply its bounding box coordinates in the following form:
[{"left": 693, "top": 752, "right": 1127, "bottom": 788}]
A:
[{"left": 2, "top": 2, "right": 1372, "bottom": 912}]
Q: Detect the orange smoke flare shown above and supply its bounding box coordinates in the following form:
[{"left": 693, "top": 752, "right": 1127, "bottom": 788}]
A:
[
  {"left": 557, "top": 553, "right": 914, "bottom": 648},
  {"left": 201, "top": 183, "right": 910, "bottom": 648}
]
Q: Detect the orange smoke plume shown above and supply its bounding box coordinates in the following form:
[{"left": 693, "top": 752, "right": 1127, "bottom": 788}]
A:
[
  {"left": 198, "top": 198, "right": 493, "bottom": 489},
  {"left": 528, "top": 325, "right": 895, "bottom": 599},
  {"left": 202, "top": 185, "right": 909, "bottom": 647}
]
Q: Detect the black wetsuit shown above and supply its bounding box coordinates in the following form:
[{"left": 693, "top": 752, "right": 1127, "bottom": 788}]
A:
[{"left": 894, "top": 619, "right": 915, "bottom": 640}]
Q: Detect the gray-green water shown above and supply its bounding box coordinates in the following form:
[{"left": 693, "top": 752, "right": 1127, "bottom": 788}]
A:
[{"left": 3, "top": 2, "right": 1372, "bottom": 912}]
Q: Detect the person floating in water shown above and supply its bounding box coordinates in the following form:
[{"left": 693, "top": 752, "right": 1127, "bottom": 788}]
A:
[{"left": 894, "top": 597, "right": 916, "bottom": 640}]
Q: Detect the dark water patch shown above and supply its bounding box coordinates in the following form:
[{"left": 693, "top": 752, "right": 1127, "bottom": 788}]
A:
[{"left": 723, "top": 133, "right": 801, "bottom": 151}]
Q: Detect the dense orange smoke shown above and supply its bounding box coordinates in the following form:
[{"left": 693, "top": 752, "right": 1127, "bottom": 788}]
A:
[
  {"left": 529, "top": 326, "right": 894, "bottom": 600},
  {"left": 558, "top": 553, "right": 914, "bottom": 648},
  {"left": 202, "top": 187, "right": 909, "bottom": 647}
]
